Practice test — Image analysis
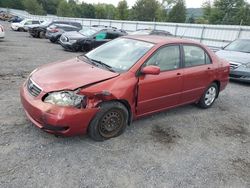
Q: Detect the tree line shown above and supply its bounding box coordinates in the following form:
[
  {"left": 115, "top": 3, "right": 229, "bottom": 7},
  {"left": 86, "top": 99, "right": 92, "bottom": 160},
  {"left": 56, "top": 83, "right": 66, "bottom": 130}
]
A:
[{"left": 0, "top": 0, "right": 250, "bottom": 25}]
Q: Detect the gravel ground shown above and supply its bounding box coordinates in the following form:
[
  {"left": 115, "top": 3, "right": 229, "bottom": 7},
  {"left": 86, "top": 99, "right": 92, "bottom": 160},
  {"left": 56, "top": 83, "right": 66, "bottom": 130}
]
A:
[{"left": 0, "top": 21, "right": 250, "bottom": 188}]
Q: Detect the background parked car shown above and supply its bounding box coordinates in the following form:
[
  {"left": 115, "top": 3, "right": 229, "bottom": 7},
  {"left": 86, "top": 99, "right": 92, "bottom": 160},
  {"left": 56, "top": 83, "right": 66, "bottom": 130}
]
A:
[
  {"left": 11, "top": 19, "right": 42, "bottom": 32},
  {"left": 216, "top": 39, "right": 250, "bottom": 83},
  {"left": 46, "top": 24, "right": 81, "bottom": 43},
  {"left": 28, "top": 20, "right": 82, "bottom": 39},
  {"left": 8, "top": 16, "right": 23, "bottom": 23},
  {"left": 130, "top": 29, "right": 173, "bottom": 36},
  {"left": 0, "top": 12, "right": 12, "bottom": 21},
  {"left": 59, "top": 27, "right": 127, "bottom": 51},
  {"left": 23, "top": 21, "right": 44, "bottom": 32},
  {"left": 0, "top": 24, "right": 5, "bottom": 39}
]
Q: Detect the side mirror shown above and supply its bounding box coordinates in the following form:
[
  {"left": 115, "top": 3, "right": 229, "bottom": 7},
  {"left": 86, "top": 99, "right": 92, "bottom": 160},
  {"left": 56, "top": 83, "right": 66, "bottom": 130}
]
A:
[{"left": 141, "top": 65, "right": 160, "bottom": 75}]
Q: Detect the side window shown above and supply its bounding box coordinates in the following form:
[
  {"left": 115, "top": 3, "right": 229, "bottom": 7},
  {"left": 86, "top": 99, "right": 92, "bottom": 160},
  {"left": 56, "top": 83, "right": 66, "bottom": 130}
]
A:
[
  {"left": 72, "top": 22, "right": 81, "bottom": 28},
  {"left": 32, "top": 21, "right": 40, "bottom": 24},
  {"left": 205, "top": 53, "right": 212, "bottom": 64},
  {"left": 183, "top": 45, "right": 209, "bottom": 67},
  {"left": 146, "top": 45, "right": 180, "bottom": 71},
  {"left": 24, "top": 21, "right": 32, "bottom": 25},
  {"left": 106, "top": 32, "right": 118, "bottom": 39},
  {"left": 95, "top": 32, "right": 107, "bottom": 40},
  {"left": 64, "top": 27, "right": 75, "bottom": 31}
]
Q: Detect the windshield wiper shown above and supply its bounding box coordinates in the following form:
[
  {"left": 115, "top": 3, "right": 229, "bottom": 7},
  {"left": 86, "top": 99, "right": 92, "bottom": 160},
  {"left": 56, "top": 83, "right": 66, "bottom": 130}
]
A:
[
  {"left": 90, "top": 58, "right": 116, "bottom": 72},
  {"left": 77, "top": 54, "right": 98, "bottom": 66}
]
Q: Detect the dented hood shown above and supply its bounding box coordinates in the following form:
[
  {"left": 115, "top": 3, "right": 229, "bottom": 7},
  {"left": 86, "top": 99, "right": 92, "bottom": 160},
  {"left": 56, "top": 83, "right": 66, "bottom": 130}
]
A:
[{"left": 31, "top": 58, "right": 119, "bottom": 92}]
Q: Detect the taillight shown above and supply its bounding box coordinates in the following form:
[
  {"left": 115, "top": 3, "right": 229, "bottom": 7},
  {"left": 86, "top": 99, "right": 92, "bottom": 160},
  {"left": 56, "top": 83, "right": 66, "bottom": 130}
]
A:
[{"left": 0, "top": 26, "right": 4, "bottom": 32}]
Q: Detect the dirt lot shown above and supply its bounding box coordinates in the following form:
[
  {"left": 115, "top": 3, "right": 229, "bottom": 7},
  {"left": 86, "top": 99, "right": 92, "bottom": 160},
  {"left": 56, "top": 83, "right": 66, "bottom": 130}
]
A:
[{"left": 0, "top": 20, "right": 249, "bottom": 188}]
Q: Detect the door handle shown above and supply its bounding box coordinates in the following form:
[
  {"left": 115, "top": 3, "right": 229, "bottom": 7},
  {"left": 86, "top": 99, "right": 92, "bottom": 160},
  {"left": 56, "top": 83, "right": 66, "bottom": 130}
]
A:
[
  {"left": 177, "top": 73, "right": 181, "bottom": 76},
  {"left": 207, "top": 67, "right": 211, "bottom": 70}
]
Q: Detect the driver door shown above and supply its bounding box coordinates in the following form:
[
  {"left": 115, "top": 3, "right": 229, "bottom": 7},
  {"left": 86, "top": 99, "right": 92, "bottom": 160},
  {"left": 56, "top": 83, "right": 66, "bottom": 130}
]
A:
[{"left": 137, "top": 45, "right": 184, "bottom": 116}]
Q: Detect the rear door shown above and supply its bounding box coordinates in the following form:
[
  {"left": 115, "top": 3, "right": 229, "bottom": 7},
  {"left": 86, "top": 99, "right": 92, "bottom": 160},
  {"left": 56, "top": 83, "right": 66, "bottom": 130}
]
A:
[
  {"left": 137, "top": 45, "right": 184, "bottom": 116},
  {"left": 181, "top": 44, "right": 214, "bottom": 104}
]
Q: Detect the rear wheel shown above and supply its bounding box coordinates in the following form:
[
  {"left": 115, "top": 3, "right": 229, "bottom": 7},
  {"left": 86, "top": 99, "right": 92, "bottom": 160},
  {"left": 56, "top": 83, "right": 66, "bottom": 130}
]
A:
[
  {"left": 88, "top": 102, "right": 128, "bottom": 141},
  {"left": 198, "top": 83, "right": 218, "bottom": 109}
]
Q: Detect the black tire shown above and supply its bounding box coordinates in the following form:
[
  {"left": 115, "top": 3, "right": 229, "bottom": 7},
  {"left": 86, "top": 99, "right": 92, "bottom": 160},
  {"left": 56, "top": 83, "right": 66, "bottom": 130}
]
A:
[
  {"left": 50, "top": 38, "right": 57, "bottom": 43},
  {"left": 83, "top": 43, "right": 92, "bottom": 52},
  {"left": 88, "top": 102, "right": 128, "bottom": 141},
  {"left": 18, "top": 27, "right": 25, "bottom": 32},
  {"left": 198, "top": 83, "right": 218, "bottom": 109},
  {"left": 39, "top": 31, "right": 45, "bottom": 38}
]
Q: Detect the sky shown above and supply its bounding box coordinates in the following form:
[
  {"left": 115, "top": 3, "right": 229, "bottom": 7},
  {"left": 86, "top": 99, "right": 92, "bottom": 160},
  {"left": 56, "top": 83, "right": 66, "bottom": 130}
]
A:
[{"left": 80, "top": 0, "right": 208, "bottom": 8}]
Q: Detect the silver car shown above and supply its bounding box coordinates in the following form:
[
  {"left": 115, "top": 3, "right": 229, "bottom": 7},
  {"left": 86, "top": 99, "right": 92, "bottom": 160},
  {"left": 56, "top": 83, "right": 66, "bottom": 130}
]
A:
[{"left": 216, "top": 39, "right": 250, "bottom": 83}]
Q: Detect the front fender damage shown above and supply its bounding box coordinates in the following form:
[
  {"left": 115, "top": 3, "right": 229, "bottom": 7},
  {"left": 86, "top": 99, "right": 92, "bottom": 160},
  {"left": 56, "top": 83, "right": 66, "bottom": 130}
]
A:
[{"left": 79, "top": 89, "right": 116, "bottom": 108}]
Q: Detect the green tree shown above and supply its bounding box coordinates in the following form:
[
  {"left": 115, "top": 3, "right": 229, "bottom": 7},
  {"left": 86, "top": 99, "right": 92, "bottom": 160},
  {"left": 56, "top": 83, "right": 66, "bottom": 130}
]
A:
[
  {"left": 209, "top": 0, "right": 250, "bottom": 25},
  {"left": 94, "top": 3, "right": 116, "bottom": 19},
  {"left": 202, "top": 0, "right": 212, "bottom": 21},
  {"left": 37, "top": 0, "right": 63, "bottom": 15},
  {"left": 131, "top": 0, "right": 161, "bottom": 21},
  {"left": 116, "top": 0, "right": 129, "bottom": 20},
  {"left": 78, "top": 3, "right": 95, "bottom": 18},
  {"left": 0, "top": 0, "right": 24, "bottom": 9},
  {"left": 188, "top": 14, "right": 195, "bottom": 23},
  {"left": 22, "top": 0, "right": 44, "bottom": 15},
  {"left": 94, "top": 4, "right": 106, "bottom": 19},
  {"left": 105, "top": 4, "right": 116, "bottom": 19},
  {"left": 168, "top": 0, "right": 186, "bottom": 23},
  {"left": 56, "top": 0, "right": 73, "bottom": 17}
]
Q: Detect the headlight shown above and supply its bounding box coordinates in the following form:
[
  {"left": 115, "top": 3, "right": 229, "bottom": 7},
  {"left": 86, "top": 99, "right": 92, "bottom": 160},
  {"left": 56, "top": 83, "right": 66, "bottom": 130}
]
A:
[
  {"left": 241, "top": 63, "right": 250, "bottom": 69},
  {"left": 69, "top": 39, "right": 77, "bottom": 44},
  {"left": 44, "top": 91, "right": 85, "bottom": 108}
]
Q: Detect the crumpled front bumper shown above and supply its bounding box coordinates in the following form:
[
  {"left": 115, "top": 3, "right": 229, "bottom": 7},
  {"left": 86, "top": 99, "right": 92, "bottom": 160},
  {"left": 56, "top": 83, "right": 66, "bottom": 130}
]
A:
[{"left": 20, "top": 82, "right": 99, "bottom": 136}]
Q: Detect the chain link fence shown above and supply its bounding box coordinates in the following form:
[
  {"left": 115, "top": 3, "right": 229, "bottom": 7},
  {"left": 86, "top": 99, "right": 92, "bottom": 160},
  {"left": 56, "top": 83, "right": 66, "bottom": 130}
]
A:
[{"left": 2, "top": 7, "right": 250, "bottom": 49}]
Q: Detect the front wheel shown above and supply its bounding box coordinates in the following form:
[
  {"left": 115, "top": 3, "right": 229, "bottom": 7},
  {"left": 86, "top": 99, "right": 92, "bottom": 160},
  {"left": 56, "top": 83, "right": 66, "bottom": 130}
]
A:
[
  {"left": 88, "top": 102, "right": 128, "bottom": 141},
  {"left": 18, "top": 27, "right": 25, "bottom": 32},
  {"left": 39, "top": 31, "right": 45, "bottom": 38},
  {"left": 198, "top": 83, "right": 218, "bottom": 109}
]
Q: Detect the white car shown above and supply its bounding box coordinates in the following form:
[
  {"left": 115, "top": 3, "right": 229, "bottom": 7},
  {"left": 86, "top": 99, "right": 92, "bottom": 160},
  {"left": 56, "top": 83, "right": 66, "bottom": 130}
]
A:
[
  {"left": 0, "top": 24, "right": 5, "bottom": 39},
  {"left": 11, "top": 19, "right": 42, "bottom": 32}
]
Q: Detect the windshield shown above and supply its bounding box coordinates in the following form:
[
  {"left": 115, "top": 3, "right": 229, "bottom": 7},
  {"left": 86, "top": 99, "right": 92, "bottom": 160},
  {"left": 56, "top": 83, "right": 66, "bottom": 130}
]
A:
[
  {"left": 86, "top": 38, "right": 154, "bottom": 72},
  {"left": 79, "top": 28, "right": 97, "bottom": 36},
  {"left": 20, "top": 19, "right": 28, "bottom": 24},
  {"left": 224, "top": 39, "right": 250, "bottom": 53}
]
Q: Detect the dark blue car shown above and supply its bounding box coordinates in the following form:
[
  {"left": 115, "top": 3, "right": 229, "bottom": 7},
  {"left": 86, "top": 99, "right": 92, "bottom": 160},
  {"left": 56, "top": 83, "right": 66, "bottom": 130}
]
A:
[{"left": 8, "top": 16, "right": 23, "bottom": 23}]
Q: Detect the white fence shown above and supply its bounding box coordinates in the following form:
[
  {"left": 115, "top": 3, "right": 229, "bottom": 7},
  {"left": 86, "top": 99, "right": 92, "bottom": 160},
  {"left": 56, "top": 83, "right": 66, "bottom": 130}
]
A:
[{"left": 2, "top": 8, "right": 250, "bottom": 48}]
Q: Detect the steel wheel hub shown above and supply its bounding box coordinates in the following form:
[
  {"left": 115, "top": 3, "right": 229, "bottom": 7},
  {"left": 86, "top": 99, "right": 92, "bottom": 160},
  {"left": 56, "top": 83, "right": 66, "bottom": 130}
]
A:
[{"left": 99, "top": 110, "right": 124, "bottom": 138}]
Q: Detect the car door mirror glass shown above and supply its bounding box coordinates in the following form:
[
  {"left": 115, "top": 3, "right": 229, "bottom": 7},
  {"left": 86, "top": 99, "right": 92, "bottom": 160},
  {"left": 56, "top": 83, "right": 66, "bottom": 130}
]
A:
[{"left": 141, "top": 66, "right": 160, "bottom": 75}]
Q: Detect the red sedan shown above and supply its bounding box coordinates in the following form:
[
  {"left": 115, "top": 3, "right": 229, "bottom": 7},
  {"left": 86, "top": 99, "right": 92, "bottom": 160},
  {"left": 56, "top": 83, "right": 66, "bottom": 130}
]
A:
[{"left": 20, "top": 35, "right": 230, "bottom": 141}]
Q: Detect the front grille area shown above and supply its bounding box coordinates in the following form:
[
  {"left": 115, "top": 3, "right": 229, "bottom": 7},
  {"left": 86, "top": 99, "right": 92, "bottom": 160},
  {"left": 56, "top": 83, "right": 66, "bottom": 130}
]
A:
[
  {"left": 27, "top": 78, "right": 42, "bottom": 97},
  {"left": 230, "top": 62, "right": 241, "bottom": 70}
]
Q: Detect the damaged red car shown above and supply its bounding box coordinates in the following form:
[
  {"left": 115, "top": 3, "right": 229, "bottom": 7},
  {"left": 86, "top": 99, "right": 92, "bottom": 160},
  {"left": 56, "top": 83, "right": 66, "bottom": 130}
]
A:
[{"left": 20, "top": 35, "right": 230, "bottom": 141}]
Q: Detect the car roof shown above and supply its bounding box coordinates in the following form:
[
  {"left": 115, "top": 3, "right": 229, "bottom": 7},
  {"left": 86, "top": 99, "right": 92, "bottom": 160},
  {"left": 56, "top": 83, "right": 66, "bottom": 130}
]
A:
[
  {"left": 52, "top": 24, "right": 78, "bottom": 28},
  {"left": 52, "top": 20, "right": 80, "bottom": 23},
  {"left": 123, "top": 35, "right": 202, "bottom": 45}
]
